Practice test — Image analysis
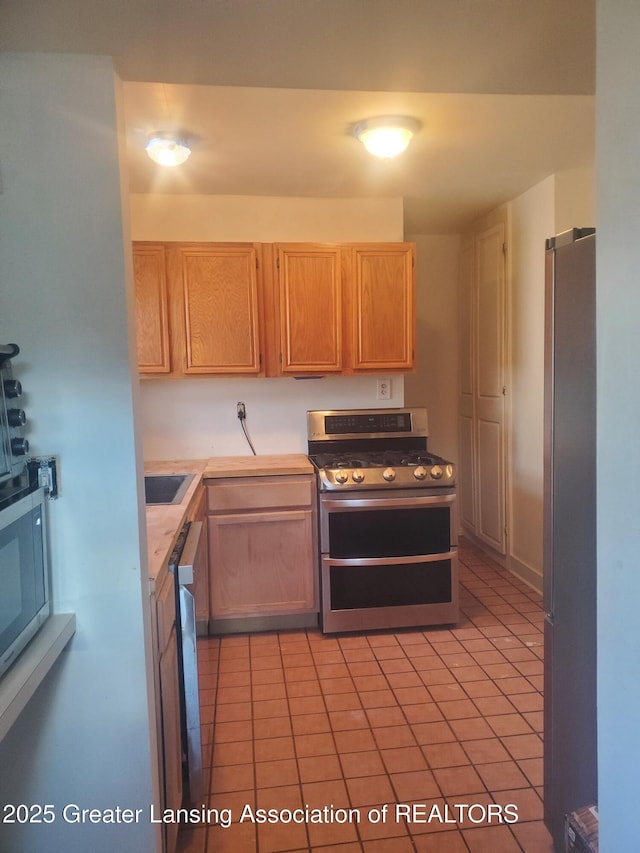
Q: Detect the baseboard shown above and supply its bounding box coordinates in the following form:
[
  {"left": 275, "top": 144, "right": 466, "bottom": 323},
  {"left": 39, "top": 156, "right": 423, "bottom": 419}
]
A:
[
  {"left": 460, "top": 528, "right": 543, "bottom": 596},
  {"left": 459, "top": 527, "right": 508, "bottom": 568},
  {"left": 208, "top": 612, "right": 320, "bottom": 635},
  {"left": 508, "top": 554, "right": 543, "bottom": 595}
]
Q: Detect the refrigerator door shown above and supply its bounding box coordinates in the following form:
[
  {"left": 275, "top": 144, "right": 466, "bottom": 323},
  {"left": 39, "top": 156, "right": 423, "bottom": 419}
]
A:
[{"left": 543, "top": 229, "right": 597, "bottom": 850}]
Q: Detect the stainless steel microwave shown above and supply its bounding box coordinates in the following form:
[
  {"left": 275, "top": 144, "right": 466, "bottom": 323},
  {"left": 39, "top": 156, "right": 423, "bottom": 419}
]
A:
[{"left": 0, "top": 486, "right": 50, "bottom": 680}]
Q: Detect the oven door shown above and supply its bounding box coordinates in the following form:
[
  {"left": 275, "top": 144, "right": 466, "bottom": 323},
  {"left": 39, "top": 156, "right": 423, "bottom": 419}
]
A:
[{"left": 319, "top": 489, "right": 458, "bottom": 633}]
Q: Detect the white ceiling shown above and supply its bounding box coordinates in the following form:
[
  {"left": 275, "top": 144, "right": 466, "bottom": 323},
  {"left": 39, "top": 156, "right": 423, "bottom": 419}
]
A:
[{"left": 1, "top": 0, "right": 596, "bottom": 233}]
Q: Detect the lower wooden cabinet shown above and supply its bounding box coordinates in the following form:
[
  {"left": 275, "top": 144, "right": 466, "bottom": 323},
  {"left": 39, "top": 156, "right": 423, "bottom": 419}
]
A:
[
  {"left": 206, "top": 474, "right": 318, "bottom": 628},
  {"left": 154, "top": 571, "right": 183, "bottom": 853}
]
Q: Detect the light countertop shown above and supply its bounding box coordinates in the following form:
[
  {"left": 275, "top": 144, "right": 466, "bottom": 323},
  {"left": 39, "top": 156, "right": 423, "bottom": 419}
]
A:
[{"left": 144, "top": 455, "right": 314, "bottom": 586}]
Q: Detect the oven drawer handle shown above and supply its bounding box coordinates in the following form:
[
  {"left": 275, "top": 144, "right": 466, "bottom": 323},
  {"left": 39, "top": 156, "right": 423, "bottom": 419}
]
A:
[
  {"left": 321, "top": 493, "right": 456, "bottom": 511},
  {"left": 323, "top": 550, "right": 457, "bottom": 567}
]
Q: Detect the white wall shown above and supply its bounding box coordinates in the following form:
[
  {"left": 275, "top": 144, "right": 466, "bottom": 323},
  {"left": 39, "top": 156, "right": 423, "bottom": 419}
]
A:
[
  {"left": 130, "top": 194, "right": 407, "bottom": 459},
  {"left": 509, "top": 177, "right": 555, "bottom": 588},
  {"left": 555, "top": 165, "right": 596, "bottom": 234},
  {"left": 596, "top": 3, "right": 640, "bottom": 849},
  {"left": 130, "top": 194, "right": 404, "bottom": 243},
  {"left": 0, "top": 54, "right": 157, "bottom": 852},
  {"left": 404, "top": 234, "right": 461, "bottom": 464},
  {"left": 466, "top": 169, "right": 594, "bottom": 590}
]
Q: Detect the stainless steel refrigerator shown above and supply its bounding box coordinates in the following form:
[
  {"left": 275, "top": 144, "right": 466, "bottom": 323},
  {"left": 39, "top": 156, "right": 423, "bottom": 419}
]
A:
[{"left": 543, "top": 228, "right": 597, "bottom": 850}]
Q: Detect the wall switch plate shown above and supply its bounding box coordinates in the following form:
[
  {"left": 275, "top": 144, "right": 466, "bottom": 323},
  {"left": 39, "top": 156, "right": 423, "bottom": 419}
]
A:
[{"left": 376, "top": 378, "right": 391, "bottom": 400}]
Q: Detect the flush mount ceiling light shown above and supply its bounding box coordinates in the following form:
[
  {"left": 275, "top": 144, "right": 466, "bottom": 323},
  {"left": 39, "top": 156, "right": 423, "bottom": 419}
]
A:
[
  {"left": 352, "top": 116, "right": 421, "bottom": 159},
  {"left": 145, "top": 132, "right": 191, "bottom": 167}
]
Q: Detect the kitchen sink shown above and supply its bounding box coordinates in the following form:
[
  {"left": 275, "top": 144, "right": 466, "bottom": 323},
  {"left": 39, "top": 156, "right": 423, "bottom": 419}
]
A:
[{"left": 144, "top": 474, "right": 195, "bottom": 505}]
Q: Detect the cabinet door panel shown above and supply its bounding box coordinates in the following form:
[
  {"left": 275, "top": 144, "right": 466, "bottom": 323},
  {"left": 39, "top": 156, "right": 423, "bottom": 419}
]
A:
[
  {"left": 158, "top": 631, "right": 182, "bottom": 853},
  {"left": 133, "top": 244, "right": 170, "bottom": 373},
  {"left": 175, "top": 245, "right": 261, "bottom": 374},
  {"left": 209, "top": 510, "right": 315, "bottom": 617},
  {"left": 350, "top": 246, "right": 415, "bottom": 371},
  {"left": 277, "top": 245, "right": 342, "bottom": 373}
]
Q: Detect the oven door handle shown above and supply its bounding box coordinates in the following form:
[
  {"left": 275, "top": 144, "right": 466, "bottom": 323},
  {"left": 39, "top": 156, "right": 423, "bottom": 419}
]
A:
[
  {"left": 323, "top": 550, "right": 458, "bottom": 567},
  {"left": 321, "top": 493, "right": 456, "bottom": 511}
]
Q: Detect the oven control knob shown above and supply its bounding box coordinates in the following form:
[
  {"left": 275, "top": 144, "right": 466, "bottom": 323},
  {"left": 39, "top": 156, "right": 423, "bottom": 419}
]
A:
[
  {"left": 414, "top": 465, "right": 428, "bottom": 480},
  {"left": 351, "top": 469, "right": 365, "bottom": 483},
  {"left": 430, "top": 465, "right": 443, "bottom": 480},
  {"left": 383, "top": 467, "right": 396, "bottom": 482},
  {"left": 7, "top": 408, "right": 26, "bottom": 427},
  {"left": 334, "top": 470, "right": 349, "bottom": 484},
  {"left": 11, "top": 437, "right": 29, "bottom": 456},
  {"left": 3, "top": 378, "right": 22, "bottom": 398}
]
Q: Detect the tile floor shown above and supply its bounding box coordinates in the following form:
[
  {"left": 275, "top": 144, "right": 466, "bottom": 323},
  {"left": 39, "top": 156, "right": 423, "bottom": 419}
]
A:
[{"left": 179, "top": 539, "right": 553, "bottom": 852}]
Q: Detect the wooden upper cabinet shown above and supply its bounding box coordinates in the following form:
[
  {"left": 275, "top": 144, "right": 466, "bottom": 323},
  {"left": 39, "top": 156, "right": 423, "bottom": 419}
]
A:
[
  {"left": 133, "top": 243, "right": 170, "bottom": 373},
  {"left": 347, "top": 244, "right": 415, "bottom": 372},
  {"left": 132, "top": 240, "right": 415, "bottom": 378},
  {"left": 275, "top": 244, "right": 342, "bottom": 374},
  {"left": 169, "top": 243, "right": 262, "bottom": 375}
]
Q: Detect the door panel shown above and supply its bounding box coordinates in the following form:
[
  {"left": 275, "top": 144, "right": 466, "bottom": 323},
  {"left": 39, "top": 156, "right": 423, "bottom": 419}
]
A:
[
  {"left": 474, "top": 224, "right": 506, "bottom": 554},
  {"left": 133, "top": 243, "right": 170, "bottom": 373},
  {"left": 458, "top": 242, "right": 476, "bottom": 531},
  {"left": 350, "top": 246, "right": 414, "bottom": 370},
  {"left": 277, "top": 246, "right": 342, "bottom": 373},
  {"left": 178, "top": 245, "right": 261, "bottom": 374}
]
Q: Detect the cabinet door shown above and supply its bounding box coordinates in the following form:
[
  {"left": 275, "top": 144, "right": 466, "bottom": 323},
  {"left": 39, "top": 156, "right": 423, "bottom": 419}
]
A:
[
  {"left": 348, "top": 244, "right": 415, "bottom": 371},
  {"left": 158, "top": 630, "right": 183, "bottom": 853},
  {"left": 209, "top": 509, "right": 316, "bottom": 617},
  {"left": 133, "top": 243, "right": 170, "bottom": 373},
  {"left": 170, "top": 244, "right": 262, "bottom": 374},
  {"left": 275, "top": 244, "right": 342, "bottom": 374}
]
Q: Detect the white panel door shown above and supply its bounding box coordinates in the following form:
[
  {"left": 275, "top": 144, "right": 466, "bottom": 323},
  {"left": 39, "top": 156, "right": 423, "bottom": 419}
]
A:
[
  {"left": 474, "top": 223, "right": 507, "bottom": 553},
  {"left": 458, "top": 242, "right": 476, "bottom": 531}
]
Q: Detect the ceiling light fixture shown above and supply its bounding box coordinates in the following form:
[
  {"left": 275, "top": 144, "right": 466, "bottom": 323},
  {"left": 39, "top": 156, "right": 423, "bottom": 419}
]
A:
[
  {"left": 145, "top": 132, "right": 191, "bottom": 167},
  {"left": 352, "top": 116, "right": 421, "bottom": 159}
]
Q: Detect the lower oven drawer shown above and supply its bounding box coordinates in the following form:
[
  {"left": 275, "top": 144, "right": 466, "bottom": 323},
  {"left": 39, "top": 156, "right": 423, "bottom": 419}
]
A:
[{"left": 321, "top": 550, "right": 459, "bottom": 634}]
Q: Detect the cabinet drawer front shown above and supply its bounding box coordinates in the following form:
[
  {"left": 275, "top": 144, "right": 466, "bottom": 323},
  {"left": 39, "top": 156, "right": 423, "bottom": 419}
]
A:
[
  {"left": 207, "top": 477, "right": 314, "bottom": 512},
  {"left": 156, "top": 572, "right": 176, "bottom": 652}
]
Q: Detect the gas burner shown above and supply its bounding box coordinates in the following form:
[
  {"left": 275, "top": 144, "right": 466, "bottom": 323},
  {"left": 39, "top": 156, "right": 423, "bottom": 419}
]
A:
[{"left": 307, "top": 408, "right": 455, "bottom": 491}]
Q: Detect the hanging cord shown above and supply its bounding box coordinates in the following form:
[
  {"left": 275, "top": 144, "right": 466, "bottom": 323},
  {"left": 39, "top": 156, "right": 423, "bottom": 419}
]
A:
[
  {"left": 241, "top": 417, "right": 257, "bottom": 455},
  {"left": 237, "top": 403, "right": 257, "bottom": 455}
]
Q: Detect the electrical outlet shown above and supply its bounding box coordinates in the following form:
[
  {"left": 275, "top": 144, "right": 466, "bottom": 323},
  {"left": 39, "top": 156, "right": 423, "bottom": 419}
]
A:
[
  {"left": 237, "top": 402, "right": 246, "bottom": 420},
  {"left": 376, "top": 378, "right": 391, "bottom": 400}
]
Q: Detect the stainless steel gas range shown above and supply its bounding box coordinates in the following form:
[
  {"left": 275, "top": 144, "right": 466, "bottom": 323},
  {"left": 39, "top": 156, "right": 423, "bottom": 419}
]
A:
[{"left": 307, "top": 408, "right": 459, "bottom": 634}]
